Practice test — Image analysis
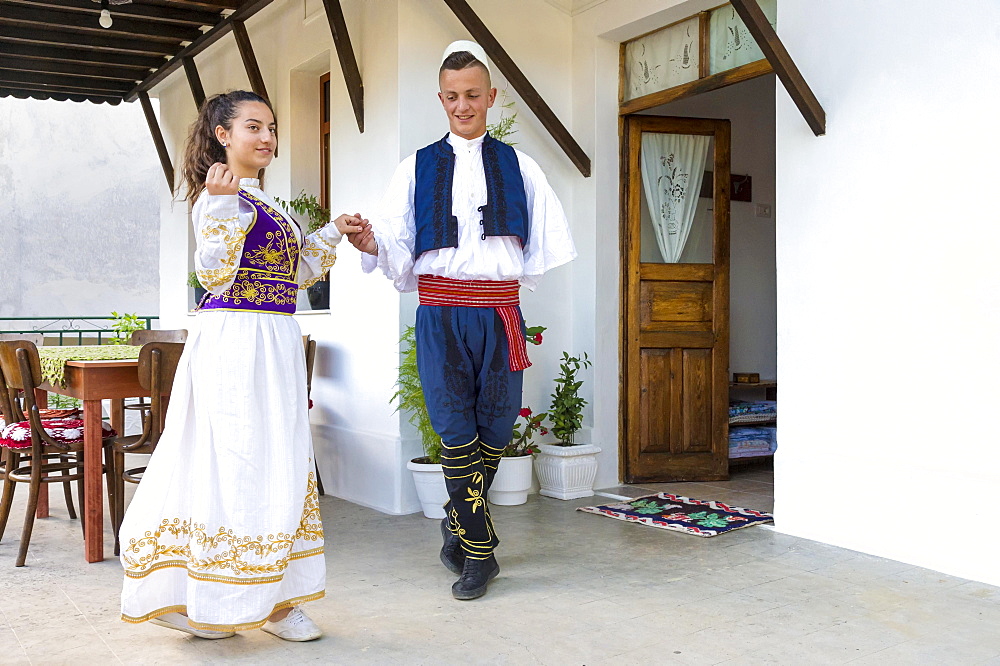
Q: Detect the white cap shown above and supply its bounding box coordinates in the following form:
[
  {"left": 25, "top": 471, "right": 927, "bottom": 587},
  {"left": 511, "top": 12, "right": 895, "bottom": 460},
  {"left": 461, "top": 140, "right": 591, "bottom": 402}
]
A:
[{"left": 440, "top": 39, "right": 491, "bottom": 77}]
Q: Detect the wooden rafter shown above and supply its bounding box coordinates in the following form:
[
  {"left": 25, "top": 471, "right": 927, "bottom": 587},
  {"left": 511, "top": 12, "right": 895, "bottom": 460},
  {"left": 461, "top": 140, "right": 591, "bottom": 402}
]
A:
[
  {"left": 0, "top": 4, "right": 204, "bottom": 43},
  {"left": 730, "top": 0, "right": 825, "bottom": 136},
  {"left": 0, "top": 41, "right": 164, "bottom": 70},
  {"left": 182, "top": 56, "right": 206, "bottom": 109},
  {"left": 0, "top": 25, "right": 178, "bottom": 56},
  {"left": 148, "top": 0, "right": 241, "bottom": 10},
  {"left": 0, "top": 55, "right": 144, "bottom": 82},
  {"left": 232, "top": 19, "right": 268, "bottom": 101},
  {"left": 7, "top": 0, "right": 224, "bottom": 28},
  {"left": 125, "top": 0, "right": 275, "bottom": 103},
  {"left": 321, "top": 0, "right": 364, "bottom": 132},
  {"left": 139, "top": 90, "right": 175, "bottom": 191},
  {"left": 441, "top": 0, "right": 591, "bottom": 177},
  {"left": 0, "top": 69, "right": 132, "bottom": 94}
]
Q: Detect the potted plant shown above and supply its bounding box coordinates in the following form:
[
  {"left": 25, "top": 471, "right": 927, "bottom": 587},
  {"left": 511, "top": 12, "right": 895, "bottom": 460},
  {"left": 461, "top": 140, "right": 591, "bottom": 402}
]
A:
[
  {"left": 490, "top": 407, "right": 544, "bottom": 506},
  {"left": 394, "top": 326, "right": 448, "bottom": 518},
  {"left": 275, "top": 190, "right": 331, "bottom": 310},
  {"left": 534, "top": 352, "right": 602, "bottom": 500},
  {"left": 187, "top": 271, "right": 207, "bottom": 306}
]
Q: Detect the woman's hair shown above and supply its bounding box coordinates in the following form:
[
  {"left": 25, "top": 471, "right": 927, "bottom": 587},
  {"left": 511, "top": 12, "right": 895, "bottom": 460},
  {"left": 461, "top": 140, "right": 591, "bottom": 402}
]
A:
[
  {"left": 178, "top": 90, "right": 274, "bottom": 204},
  {"left": 439, "top": 51, "right": 490, "bottom": 84}
]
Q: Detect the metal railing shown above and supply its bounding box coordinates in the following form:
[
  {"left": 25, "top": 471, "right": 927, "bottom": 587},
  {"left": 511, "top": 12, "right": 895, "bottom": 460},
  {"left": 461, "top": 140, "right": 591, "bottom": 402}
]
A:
[{"left": 0, "top": 316, "right": 157, "bottom": 346}]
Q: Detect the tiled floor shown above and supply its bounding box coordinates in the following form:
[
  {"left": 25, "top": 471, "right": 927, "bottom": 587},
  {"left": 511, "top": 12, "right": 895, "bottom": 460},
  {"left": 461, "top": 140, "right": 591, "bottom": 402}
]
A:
[{"left": 1, "top": 466, "right": 998, "bottom": 664}]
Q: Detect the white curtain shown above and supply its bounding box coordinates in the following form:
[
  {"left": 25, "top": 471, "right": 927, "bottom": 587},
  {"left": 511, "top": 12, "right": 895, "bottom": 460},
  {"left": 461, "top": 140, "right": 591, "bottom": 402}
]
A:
[{"left": 640, "top": 132, "right": 711, "bottom": 263}]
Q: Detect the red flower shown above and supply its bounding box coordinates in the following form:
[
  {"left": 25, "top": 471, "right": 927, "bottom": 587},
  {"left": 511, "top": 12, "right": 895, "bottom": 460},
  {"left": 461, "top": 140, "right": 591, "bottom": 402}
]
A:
[
  {"left": 541, "top": 428, "right": 548, "bottom": 435},
  {"left": 533, "top": 333, "right": 543, "bottom": 344},
  {"left": 519, "top": 407, "right": 531, "bottom": 418}
]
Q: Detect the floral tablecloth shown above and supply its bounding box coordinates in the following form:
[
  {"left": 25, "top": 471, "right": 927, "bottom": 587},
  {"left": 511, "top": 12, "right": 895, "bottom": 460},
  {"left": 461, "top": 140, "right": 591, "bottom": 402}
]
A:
[{"left": 37, "top": 345, "right": 141, "bottom": 388}]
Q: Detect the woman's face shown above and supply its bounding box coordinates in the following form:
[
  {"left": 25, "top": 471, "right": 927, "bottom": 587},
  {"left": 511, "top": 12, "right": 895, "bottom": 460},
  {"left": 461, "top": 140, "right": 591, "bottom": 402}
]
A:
[{"left": 216, "top": 101, "right": 276, "bottom": 176}]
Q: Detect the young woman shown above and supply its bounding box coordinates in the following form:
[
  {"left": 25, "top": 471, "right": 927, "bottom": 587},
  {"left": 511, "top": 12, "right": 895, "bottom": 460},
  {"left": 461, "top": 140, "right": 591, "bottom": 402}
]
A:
[{"left": 119, "top": 90, "right": 361, "bottom": 641}]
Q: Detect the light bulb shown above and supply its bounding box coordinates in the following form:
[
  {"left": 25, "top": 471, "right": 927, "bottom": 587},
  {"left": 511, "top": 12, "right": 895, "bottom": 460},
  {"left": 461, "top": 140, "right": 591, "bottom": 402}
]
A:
[{"left": 99, "top": 9, "right": 112, "bottom": 28}]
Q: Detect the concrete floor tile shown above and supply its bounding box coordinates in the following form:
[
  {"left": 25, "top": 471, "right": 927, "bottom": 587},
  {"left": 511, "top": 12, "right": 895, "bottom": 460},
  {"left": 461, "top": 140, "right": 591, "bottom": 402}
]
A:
[{"left": 0, "top": 467, "right": 996, "bottom": 664}]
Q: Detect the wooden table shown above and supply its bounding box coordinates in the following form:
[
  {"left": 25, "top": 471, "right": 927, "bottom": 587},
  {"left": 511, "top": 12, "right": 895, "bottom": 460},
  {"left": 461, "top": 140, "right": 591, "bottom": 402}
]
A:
[{"left": 37, "top": 359, "right": 145, "bottom": 563}]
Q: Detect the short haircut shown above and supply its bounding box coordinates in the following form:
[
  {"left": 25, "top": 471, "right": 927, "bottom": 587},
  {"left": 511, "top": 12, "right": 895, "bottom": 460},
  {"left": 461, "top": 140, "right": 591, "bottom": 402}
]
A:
[{"left": 439, "top": 50, "right": 491, "bottom": 85}]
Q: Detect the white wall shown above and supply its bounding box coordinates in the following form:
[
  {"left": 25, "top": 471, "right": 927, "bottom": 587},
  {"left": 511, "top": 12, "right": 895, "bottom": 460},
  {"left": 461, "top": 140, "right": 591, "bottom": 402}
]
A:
[
  {"left": 774, "top": 0, "right": 1000, "bottom": 586},
  {"left": 0, "top": 97, "right": 160, "bottom": 321}
]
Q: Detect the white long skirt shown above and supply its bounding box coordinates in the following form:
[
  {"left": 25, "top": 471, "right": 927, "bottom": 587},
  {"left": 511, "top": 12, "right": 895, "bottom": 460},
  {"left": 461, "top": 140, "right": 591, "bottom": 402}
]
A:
[{"left": 119, "top": 311, "right": 325, "bottom": 631}]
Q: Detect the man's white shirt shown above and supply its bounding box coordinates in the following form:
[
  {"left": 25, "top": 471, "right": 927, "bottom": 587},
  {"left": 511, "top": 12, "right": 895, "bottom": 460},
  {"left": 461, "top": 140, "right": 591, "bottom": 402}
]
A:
[{"left": 362, "top": 132, "right": 577, "bottom": 292}]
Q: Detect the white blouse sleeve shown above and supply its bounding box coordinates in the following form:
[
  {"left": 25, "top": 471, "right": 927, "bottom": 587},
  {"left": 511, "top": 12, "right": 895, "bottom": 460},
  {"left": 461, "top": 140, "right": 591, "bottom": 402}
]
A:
[
  {"left": 518, "top": 153, "right": 577, "bottom": 291},
  {"left": 361, "top": 155, "right": 419, "bottom": 293},
  {"left": 297, "top": 223, "right": 343, "bottom": 289},
  {"left": 192, "top": 191, "right": 253, "bottom": 296}
]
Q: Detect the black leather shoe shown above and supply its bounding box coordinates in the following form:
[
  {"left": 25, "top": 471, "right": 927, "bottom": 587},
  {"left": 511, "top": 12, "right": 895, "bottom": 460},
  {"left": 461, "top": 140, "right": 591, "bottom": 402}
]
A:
[
  {"left": 440, "top": 518, "right": 464, "bottom": 575},
  {"left": 451, "top": 555, "right": 500, "bottom": 600}
]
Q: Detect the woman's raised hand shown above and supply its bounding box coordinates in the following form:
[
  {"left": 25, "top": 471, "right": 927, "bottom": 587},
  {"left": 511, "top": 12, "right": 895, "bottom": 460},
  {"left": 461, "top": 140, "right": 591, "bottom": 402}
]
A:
[
  {"left": 205, "top": 162, "right": 239, "bottom": 196},
  {"left": 333, "top": 213, "right": 365, "bottom": 236}
]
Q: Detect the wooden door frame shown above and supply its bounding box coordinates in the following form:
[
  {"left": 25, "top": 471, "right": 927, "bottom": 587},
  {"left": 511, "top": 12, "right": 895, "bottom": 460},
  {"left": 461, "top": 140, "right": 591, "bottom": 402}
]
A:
[{"left": 619, "top": 115, "right": 731, "bottom": 483}]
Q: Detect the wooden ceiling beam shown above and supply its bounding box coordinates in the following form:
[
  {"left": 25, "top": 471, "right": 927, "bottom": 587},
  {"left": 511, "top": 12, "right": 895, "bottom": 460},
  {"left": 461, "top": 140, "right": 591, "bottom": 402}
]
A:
[
  {"left": 0, "top": 55, "right": 144, "bottom": 82},
  {"left": 0, "top": 40, "right": 164, "bottom": 70},
  {"left": 0, "top": 4, "right": 202, "bottom": 43},
  {"left": 139, "top": 90, "right": 176, "bottom": 190},
  {"left": 0, "top": 68, "right": 132, "bottom": 94},
  {"left": 182, "top": 55, "right": 206, "bottom": 108},
  {"left": 321, "top": 0, "right": 363, "bottom": 132},
  {"left": 0, "top": 26, "right": 179, "bottom": 56},
  {"left": 0, "top": 84, "right": 124, "bottom": 104},
  {"left": 232, "top": 19, "right": 268, "bottom": 101},
  {"left": 144, "top": 0, "right": 241, "bottom": 10},
  {"left": 441, "top": 0, "right": 591, "bottom": 177},
  {"left": 125, "top": 0, "right": 275, "bottom": 102},
  {"left": 5, "top": 0, "right": 224, "bottom": 28},
  {"left": 730, "top": 0, "right": 825, "bottom": 136}
]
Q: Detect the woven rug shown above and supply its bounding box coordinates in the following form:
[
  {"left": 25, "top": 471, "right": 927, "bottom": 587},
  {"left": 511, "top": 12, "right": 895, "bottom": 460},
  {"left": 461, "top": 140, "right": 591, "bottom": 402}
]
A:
[{"left": 577, "top": 493, "right": 773, "bottom": 537}]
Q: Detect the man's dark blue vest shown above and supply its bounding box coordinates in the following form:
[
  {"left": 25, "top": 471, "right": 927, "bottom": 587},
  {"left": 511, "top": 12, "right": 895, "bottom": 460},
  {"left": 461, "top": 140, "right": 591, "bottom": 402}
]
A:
[{"left": 413, "top": 133, "right": 529, "bottom": 259}]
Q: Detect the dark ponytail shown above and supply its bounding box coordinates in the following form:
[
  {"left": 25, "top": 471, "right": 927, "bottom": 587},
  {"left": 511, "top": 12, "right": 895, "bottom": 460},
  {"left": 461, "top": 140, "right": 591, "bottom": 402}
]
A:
[{"left": 178, "top": 90, "right": 274, "bottom": 204}]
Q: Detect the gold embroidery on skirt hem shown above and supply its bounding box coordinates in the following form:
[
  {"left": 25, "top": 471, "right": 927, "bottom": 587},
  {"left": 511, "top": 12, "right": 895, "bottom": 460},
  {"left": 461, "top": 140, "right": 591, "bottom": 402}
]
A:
[{"left": 121, "top": 590, "right": 325, "bottom": 631}]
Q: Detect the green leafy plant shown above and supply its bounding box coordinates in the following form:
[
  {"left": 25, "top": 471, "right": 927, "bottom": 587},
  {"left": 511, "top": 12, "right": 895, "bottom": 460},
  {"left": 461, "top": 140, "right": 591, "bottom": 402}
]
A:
[
  {"left": 547, "top": 351, "right": 592, "bottom": 445},
  {"left": 487, "top": 88, "right": 518, "bottom": 146},
  {"left": 274, "top": 190, "right": 330, "bottom": 235},
  {"left": 525, "top": 325, "right": 545, "bottom": 346},
  {"left": 47, "top": 393, "right": 81, "bottom": 409},
  {"left": 392, "top": 326, "right": 442, "bottom": 464},
  {"left": 187, "top": 271, "right": 203, "bottom": 288},
  {"left": 506, "top": 407, "right": 546, "bottom": 457},
  {"left": 108, "top": 311, "right": 145, "bottom": 345}
]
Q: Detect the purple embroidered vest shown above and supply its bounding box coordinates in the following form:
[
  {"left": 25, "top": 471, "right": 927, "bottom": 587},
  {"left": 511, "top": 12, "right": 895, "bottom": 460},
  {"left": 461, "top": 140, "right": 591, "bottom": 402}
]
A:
[{"left": 200, "top": 190, "right": 300, "bottom": 315}]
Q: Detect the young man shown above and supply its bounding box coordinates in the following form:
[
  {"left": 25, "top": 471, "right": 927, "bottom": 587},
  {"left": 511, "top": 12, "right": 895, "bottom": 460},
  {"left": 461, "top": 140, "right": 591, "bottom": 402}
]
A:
[{"left": 351, "top": 40, "right": 576, "bottom": 600}]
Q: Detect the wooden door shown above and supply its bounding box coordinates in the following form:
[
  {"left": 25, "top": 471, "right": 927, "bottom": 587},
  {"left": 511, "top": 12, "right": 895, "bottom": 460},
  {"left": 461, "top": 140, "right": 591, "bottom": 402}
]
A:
[{"left": 623, "top": 115, "right": 731, "bottom": 482}]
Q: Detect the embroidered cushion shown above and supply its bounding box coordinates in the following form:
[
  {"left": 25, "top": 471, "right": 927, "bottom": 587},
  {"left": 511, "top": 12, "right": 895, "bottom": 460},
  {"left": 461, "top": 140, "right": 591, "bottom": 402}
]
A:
[{"left": 0, "top": 418, "right": 116, "bottom": 449}]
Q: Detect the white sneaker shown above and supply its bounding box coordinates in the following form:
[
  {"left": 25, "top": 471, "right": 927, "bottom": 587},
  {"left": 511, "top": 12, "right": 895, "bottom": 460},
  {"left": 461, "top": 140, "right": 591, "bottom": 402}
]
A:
[
  {"left": 261, "top": 607, "right": 322, "bottom": 642},
  {"left": 149, "top": 612, "right": 235, "bottom": 639}
]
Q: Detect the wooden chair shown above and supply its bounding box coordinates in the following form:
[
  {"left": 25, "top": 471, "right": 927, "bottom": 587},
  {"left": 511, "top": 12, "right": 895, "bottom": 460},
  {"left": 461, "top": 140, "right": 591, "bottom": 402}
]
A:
[
  {"left": 123, "top": 329, "right": 187, "bottom": 422},
  {"left": 0, "top": 340, "right": 116, "bottom": 567},
  {"left": 111, "top": 342, "right": 184, "bottom": 556},
  {"left": 303, "top": 335, "right": 325, "bottom": 496},
  {"left": 130, "top": 329, "right": 188, "bottom": 345},
  {"left": 0, "top": 334, "right": 78, "bottom": 522}
]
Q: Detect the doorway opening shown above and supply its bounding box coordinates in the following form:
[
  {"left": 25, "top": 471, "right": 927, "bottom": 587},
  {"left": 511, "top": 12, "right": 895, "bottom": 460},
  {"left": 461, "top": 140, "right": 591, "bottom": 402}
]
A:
[{"left": 620, "top": 74, "right": 777, "bottom": 485}]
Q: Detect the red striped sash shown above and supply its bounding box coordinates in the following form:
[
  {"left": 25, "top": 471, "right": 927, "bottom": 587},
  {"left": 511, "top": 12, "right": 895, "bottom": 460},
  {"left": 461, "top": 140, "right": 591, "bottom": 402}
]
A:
[{"left": 417, "top": 275, "right": 531, "bottom": 372}]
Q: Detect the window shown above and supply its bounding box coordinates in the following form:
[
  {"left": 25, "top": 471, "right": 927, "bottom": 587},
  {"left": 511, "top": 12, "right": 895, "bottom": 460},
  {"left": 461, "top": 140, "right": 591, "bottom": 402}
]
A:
[{"left": 320, "top": 72, "right": 331, "bottom": 209}]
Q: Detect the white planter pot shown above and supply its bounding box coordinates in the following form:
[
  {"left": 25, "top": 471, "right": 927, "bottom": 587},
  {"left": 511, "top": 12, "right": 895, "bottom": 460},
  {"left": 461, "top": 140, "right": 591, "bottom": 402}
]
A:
[
  {"left": 407, "top": 459, "right": 448, "bottom": 519},
  {"left": 534, "top": 443, "right": 602, "bottom": 500},
  {"left": 489, "top": 455, "right": 533, "bottom": 506}
]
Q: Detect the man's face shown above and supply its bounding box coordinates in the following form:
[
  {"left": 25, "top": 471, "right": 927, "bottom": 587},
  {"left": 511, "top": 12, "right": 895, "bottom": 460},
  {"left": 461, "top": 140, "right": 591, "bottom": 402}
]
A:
[{"left": 438, "top": 65, "right": 496, "bottom": 140}]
